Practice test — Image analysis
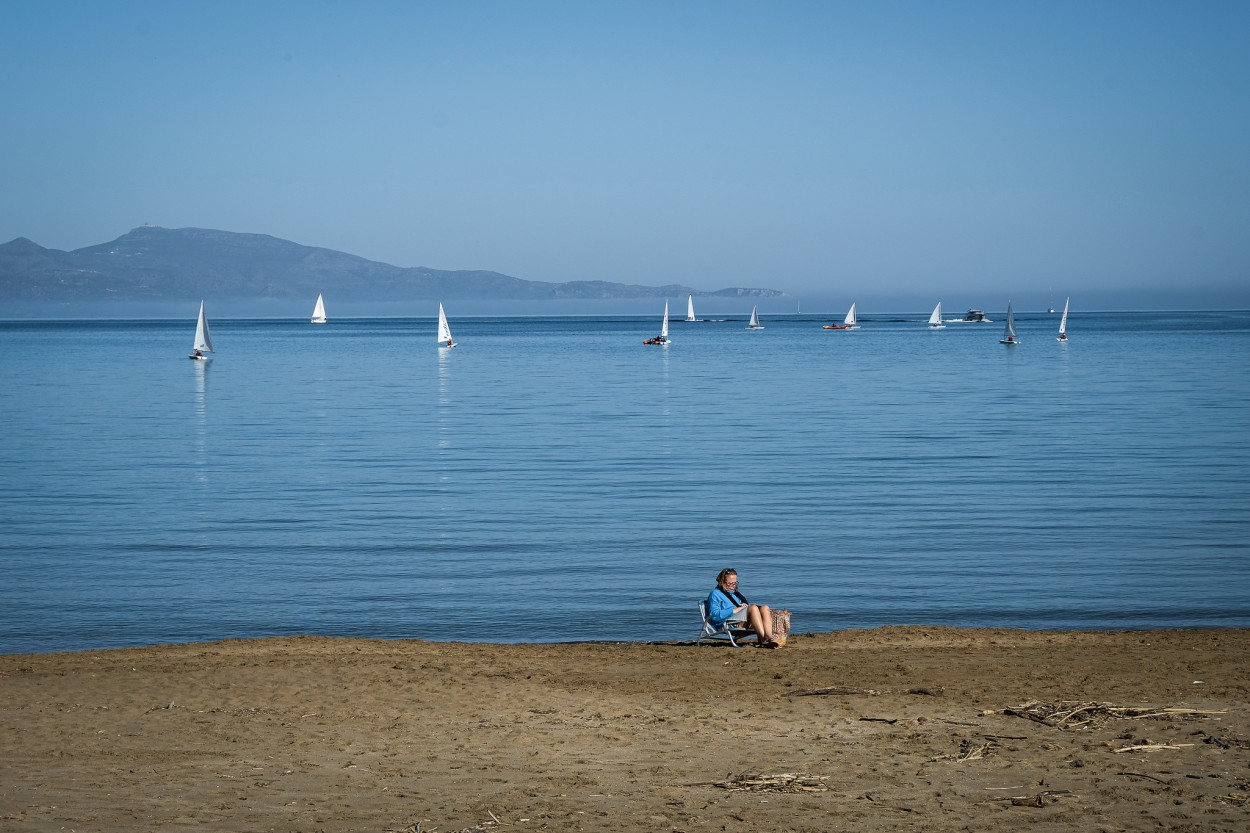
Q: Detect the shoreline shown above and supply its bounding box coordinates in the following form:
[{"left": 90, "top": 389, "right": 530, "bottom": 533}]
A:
[
  {"left": 6, "top": 622, "right": 1249, "bottom": 660},
  {"left": 3, "top": 627, "right": 1248, "bottom": 832}
]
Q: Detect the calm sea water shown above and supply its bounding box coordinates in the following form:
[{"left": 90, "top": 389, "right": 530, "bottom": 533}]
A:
[{"left": 2, "top": 309, "right": 1249, "bottom": 654}]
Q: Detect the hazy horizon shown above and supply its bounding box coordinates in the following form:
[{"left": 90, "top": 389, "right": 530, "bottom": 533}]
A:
[{"left": 3, "top": 288, "right": 1246, "bottom": 321}]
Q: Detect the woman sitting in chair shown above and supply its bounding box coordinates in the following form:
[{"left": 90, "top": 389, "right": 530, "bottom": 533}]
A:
[{"left": 707, "top": 568, "right": 780, "bottom": 648}]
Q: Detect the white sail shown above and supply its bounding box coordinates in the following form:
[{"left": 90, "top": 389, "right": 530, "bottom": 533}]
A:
[
  {"left": 928, "top": 302, "right": 945, "bottom": 328},
  {"left": 1000, "top": 301, "right": 1019, "bottom": 344},
  {"left": 747, "top": 305, "right": 764, "bottom": 329},
  {"left": 686, "top": 295, "right": 696, "bottom": 322},
  {"left": 438, "top": 303, "right": 456, "bottom": 348},
  {"left": 190, "top": 300, "right": 213, "bottom": 357},
  {"left": 311, "top": 293, "right": 327, "bottom": 324},
  {"left": 1058, "top": 297, "right": 1069, "bottom": 341},
  {"left": 844, "top": 303, "right": 858, "bottom": 329}
]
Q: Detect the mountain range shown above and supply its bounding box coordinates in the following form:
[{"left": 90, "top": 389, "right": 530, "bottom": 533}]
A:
[{"left": 0, "top": 226, "right": 783, "bottom": 304}]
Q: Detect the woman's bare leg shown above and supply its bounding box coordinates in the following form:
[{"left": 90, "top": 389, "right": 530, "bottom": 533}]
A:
[
  {"left": 747, "top": 605, "right": 774, "bottom": 643},
  {"left": 758, "top": 605, "right": 777, "bottom": 645}
]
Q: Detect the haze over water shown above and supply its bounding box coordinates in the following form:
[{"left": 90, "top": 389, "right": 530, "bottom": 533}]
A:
[{"left": 2, "top": 309, "right": 1249, "bottom": 654}]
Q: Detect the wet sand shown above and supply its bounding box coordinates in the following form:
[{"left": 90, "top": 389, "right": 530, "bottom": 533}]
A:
[{"left": 2, "top": 628, "right": 1248, "bottom": 832}]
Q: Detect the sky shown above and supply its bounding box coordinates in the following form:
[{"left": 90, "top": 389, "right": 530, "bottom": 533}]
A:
[{"left": 3, "top": 0, "right": 1249, "bottom": 311}]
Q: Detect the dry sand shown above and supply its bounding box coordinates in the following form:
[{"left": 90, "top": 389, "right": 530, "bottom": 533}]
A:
[{"left": 2, "top": 628, "right": 1248, "bottom": 832}]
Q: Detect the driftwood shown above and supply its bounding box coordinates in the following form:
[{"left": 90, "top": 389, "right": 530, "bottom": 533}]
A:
[
  {"left": 1112, "top": 742, "right": 1195, "bottom": 753},
  {"left": 1118, "top": 771, "right": 1171, "bottom": 784},
  {"left": 1008, "top": 789, "right": 1071, "bottom": 807},
  {"left": 788, "top": 685, "right": 943, "bottom": 697},
  {"left": 1202, "top": 732, "right": 1250, "bottom": 749},
  {"left": 392, "top": 815, "right": 501, "bottom": 833},
  {"left": 706, "top": 772, "right": 829, "bottom": 793},
  {"left": 930, "top": 740, "right": 996, "bottom": 762},
  {"left": 986, "top": 700, "right": 1226, "bottom": 730}
]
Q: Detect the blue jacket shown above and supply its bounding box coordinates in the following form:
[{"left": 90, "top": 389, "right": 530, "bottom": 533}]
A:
[{"left": 707, "top": 587, "right": 745, "bottom": 625}]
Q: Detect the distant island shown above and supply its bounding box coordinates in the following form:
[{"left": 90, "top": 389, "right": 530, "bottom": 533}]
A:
[{"left": 0, "top": 226, "right": 784, "bottom": 306}]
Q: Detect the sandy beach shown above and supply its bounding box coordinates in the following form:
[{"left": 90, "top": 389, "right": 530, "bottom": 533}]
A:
[{"left": 2, "top": 628, "right": 1247, "bottom": 832}]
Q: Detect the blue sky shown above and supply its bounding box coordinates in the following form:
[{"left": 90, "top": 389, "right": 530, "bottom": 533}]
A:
[{"left": 3, "top": 0, "right": 1248, "bottom": 310}]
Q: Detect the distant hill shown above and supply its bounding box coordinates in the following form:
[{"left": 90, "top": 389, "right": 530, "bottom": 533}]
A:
[{"left": 0, "top": 226, "right": 784, "bottom": 303}]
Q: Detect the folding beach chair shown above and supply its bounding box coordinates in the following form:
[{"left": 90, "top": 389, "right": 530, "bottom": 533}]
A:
[{"left": 696, "top": 601, "right": 757, "bottom": 647}]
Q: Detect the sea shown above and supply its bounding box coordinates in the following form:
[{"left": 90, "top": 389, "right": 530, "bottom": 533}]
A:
[{"left": 2, "top": 309, "right": 1249, "bottom": 655}]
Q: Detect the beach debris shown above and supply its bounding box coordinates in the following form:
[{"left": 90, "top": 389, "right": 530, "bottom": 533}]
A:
[
  {"left": 1117, "top": 771, "right": 1171, "bottom": 784},
  {"left": 711, "top": 772, "right": 829, "bottom": 793},
  {"left": 930, "top": 739, "right": 997, "bottom": 763},
  {"left": 1008, "top": 789, "right": 1070, "bottom": 807},
  {"left": 1202, "top": 732, "right": 1250, "bottom": 749},
  {"left": 1111, "top": 742, "right": 1195, "bottom": 754},
  {"left": 391, "top": 815, "right": 502, "bottom": 833},
  {"left": 787, "top": 685, "right": 943, "bottom": 697},
  {"left": 987, "top": 701, "right": 1227, "bottom": 730}
]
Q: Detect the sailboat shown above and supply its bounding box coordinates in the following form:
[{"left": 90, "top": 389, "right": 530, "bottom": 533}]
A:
[
  {"left": 644, "top": 301, "right": 671, "bottom": 344},
  {"left": 437, "top": 302, "right": 457, "bottom": 348},
  {"left": 1000, "top": 301, "right": 1020, "bottom": 345},
  {"left": 685, "top": 295, "right": 699, "bottom": 322},
  {"left": 747, "top": 305, "right": 764, "bottom": 330},
  {"left": 928, "top": 302, "right": 945, "bottom": 329},
  {"left": 188, "top": 300, "right": 214, "bottom": 360},
  {"left": 824, "top": 303, "right": 859, "bottom": 330},
  {"left": 310, "top": 293, "right": 327, "bottom": 324},
  {"left": 1057, "top": 297, "right": 1069, "bottom": 343}
]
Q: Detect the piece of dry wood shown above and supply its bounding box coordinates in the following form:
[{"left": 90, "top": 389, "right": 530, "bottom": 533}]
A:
[
  {"left": 1008, "top": 789, "right": 1071, "bottom": 807},
  {"left": 1118, "top": 772, "right": 1171, "bottom": 784},
  {"left": 707, "top": 772, "right": 829, "bottom": 793},
  {"left": 788, "top": 685, "right": 943, "bottom": 697},
  {"left": 988, "top": 701, "right": 1226, "bottom": 730},
  {"left": 1112, "top": 743, "right": 1194, "bottom": 753},
  {"left": 930, "top": 740, "right": 997, "bottom": 763}
]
